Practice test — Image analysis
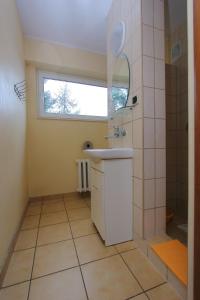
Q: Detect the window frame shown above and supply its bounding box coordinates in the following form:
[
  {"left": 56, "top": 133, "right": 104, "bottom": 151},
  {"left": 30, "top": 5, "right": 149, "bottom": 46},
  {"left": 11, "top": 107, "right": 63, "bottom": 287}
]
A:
[{"left": 37, "top": 70, "right": 108, "bottom": 121}]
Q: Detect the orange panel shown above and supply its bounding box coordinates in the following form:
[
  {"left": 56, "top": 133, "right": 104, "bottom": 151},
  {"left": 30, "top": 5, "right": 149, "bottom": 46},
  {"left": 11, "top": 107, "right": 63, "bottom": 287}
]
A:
[{"left": 151, "top": 240, "right": 188, "bottom": 286}]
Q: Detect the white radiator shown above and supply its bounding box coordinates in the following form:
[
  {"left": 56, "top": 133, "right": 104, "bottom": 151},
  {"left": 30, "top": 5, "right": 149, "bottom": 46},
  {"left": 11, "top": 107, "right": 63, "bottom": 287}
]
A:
[{"left": 76, "top": 159, "right": 91, "bottom": 192}]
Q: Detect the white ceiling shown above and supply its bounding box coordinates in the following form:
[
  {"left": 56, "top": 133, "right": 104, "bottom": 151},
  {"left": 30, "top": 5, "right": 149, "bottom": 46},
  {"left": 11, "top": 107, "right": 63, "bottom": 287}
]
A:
[{"left": 16, "top": 0, "right": 113, "bottom": 54}]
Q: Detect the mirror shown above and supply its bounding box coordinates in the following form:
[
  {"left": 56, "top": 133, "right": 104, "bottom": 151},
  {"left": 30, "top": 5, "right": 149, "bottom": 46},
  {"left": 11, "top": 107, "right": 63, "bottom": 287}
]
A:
[
  {"left": 111, "top": 21, "right": 126, "bottom": 56},
  {"left": 111, "top": 54, "right": 130, "bottom": 111}
]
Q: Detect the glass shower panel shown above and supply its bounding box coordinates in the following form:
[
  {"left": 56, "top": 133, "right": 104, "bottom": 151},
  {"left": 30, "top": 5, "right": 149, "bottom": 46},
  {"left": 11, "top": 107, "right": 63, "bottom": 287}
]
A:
[{"left": 165, "top": 0, "right": 188, "bottom": 244}]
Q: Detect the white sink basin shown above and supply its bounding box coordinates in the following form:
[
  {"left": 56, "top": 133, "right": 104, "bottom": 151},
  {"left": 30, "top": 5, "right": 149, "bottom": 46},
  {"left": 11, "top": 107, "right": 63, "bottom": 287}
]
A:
[{"left": 84, "top": 148, "right": 134, "bottom": 160}]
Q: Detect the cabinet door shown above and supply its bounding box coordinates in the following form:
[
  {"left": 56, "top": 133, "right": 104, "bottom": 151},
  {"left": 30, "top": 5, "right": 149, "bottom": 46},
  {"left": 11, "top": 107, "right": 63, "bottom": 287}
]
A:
[
  {"left": 91, "top": 169, "right": 105, "bottom": 238},
  {"left": 91, "top": 185, "right": 97, "bottom": 223}
]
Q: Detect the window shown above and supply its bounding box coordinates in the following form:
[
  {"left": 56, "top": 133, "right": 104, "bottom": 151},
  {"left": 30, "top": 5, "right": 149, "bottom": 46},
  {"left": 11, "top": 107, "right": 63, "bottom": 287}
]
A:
[{"left": 38, "top": 71, "right": 108, "bottom": 121}]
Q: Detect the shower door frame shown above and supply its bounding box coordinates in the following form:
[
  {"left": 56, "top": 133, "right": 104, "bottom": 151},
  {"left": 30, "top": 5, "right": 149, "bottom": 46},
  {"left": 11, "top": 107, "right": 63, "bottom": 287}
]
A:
[{"left": 194, "top": 0, "right": 200, "bottom": 298}]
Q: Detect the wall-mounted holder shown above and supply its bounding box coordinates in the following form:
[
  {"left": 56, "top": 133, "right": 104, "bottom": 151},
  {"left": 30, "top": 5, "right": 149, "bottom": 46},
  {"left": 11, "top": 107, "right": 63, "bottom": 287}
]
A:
[
  {"left": 82, "top": 141, "right": 94, "bottom": 150},
  {"left": 14, "top": 80, "right": 26, "bottom": 102}
]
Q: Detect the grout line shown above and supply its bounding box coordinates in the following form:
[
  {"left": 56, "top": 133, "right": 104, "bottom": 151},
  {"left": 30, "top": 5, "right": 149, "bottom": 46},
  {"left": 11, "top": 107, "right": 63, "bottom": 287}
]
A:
[
  {"left": 124, "top": 291, "right": 147, "bottom": 300},
  {"left": 1, "top": 280, "right": 31, "bottom": 290},
  {"left": 14, "top": 246, "right": 36, "bottom": 253},
  {"left": 25, "top": 213, "right": 41, "bottom": 217},
  {"left": 73, "top": 232, "right": 97, "bottom": 241},
  {"left": 67, "top": 216, "right": 91, "bottom": 223},
  {"left": 114, "top": 247, "right": 138, "bottom": 256},
  {"left": 63, "top": 195, "right": 89, "bottom": 300},
  {"left": 1, "top": 197, "right": 157, "bottom": 299},
  {"left": 29, "top": 265, "right": 79, "bottom": 282},
  {"left": 27, "top": 201, "right": 42, "bottom": 300},
  {"left": 39, "top": 221, "right": 69, "bottom": 229},
  {"left": 79, "top": 253, "right": 120, "bottom": 267},
  {"left": 143, "top": 281, "right": 167, "bottom": 293},
  {"left": 40, "top": 209, "right": 66, "bottom": 215},
  {"left": 0, "top": 198, "right": 91, "bottom": 293},
  {"left": 71, "top": 231, "right": 97, "bottom": 240},
  {"left": 119, "top": 252, "right": 146, "bottom": 294},
  {"left": 36, "top": 238, "right": 73, "bottom": 248},
  {"left": 0, "top": 200, "right": 34, "bottom": 289}
]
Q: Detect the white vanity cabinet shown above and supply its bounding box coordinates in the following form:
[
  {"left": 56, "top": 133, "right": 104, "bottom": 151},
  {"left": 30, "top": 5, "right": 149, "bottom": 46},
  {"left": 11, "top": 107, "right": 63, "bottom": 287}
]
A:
[{"left": 91, "top": 158, "right": 133, "bottom": 246}]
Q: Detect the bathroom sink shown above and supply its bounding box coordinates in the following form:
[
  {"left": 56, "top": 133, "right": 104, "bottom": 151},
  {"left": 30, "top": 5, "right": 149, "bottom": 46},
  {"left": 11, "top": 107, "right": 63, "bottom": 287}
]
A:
[{"left": 84, "top": 148, "right": 134, "bottom": 160}]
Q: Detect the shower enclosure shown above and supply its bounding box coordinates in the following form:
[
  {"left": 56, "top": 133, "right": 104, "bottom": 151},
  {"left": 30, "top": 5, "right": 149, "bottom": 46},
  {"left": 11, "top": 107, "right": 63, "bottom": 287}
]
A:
[{"left": 165, "top": 0, "right": 188, "bottom": 244}]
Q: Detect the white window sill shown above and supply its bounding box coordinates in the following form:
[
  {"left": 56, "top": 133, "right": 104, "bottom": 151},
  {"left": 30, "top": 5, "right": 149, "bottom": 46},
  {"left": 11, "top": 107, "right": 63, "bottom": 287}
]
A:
[{"left": 37, "top": 113, "right": 108, "bottom": 122}]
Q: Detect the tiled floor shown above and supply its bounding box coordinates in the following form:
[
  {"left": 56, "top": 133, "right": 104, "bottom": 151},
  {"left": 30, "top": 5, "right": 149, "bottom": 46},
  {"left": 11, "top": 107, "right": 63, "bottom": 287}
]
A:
[{"left": 0, "top": 194, "right": 182, "bottom": 300}]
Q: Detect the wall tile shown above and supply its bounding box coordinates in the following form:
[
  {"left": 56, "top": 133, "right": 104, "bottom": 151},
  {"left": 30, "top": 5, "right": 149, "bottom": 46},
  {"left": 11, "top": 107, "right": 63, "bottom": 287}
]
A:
[
  {"left": 144, "top": 209, "right": 155, "bottom": 238},
  {"left": 154, "top": 29, "right": 165, "bottom": 59},
  {"left": 155, "top": 207, "right": 166, "bottom": 234},
  {"left": 143, "top": 25, "right": 154, "bottom": 57},
  {"left": 155, "top": 149, "right": 166, "bottom": 178},
  {"left": 132, "top": 88, "right": 143, "bottom": 120},
  {"left": 108, "top": 0, "right": 166, "bottom": 248},
  {"left": 144, "top": 87, "right": 154, "bottom": 118},
  {"left": 132, "top": 25, "right": 142, "bottom": 62},
  {"left": 143, "top": 56, "right": 154, "bottom": 88},
  {"left": 123, "top": 121, "right": 133, "bottom": 147},
  {"left": 133, "top": 149, "right": 143, "bottom": 179},
  {"left": 133, "top": 118, "right": 143, "bottom": 148},
  {"left": 122, "top": 107, "right": 133, "bottom": 123},
  {"left": 144, "top": 118, "right": 155, "bottom": 148},
  {"left": 155, "top": 89, "right": 165, "bottom": 118},
  {"left": 121, "top": 0, "right": 131, "bottom": 18},
  {"left": 144, "top": 179, "right": 155, "bottom": 209},
  {"left": 142, "top": 0, "right": 153, "bottom": 26},
  {"left": 134, "top": 233, "right": 148, "bottom": 255},
  {"left": 155, "top": 178, "right": 166, "bottom": 207},
  {"left": 144, "top": 149, "right": 155, "bottom": 179},
  {"left": 133, "top": 57, "right": 142, "bottom": 91},
  {"left": 133, "top": 205, "right": 143, "bottom": 238},
  {"left": 155, "top": 59, "right": 165, "bottom": 89},
  {"left": 154, "top": 0, "right": 164, "bottom": 30},
  {"left": 132, "top": 0, "right": 142, "bottom": 26},
  {"left": 133, "top": 177, "right": 143, "bottom": 208},
  {"left": 155, "top": 119, "right": 166, "bottom": 148}
]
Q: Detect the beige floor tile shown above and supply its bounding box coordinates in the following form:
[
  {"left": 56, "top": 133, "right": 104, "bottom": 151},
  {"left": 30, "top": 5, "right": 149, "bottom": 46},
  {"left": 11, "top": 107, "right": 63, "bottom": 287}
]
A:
[
  {"left": 32, "top": 240, "right": 78, "bottom": 278},
  {"left": 2, "top": 249, "right": 34, "bottom": 287},
  {"left": 29, "top": 267, "right": 87, "bottom": 300},
  {"left": 26, "top": 205, "right": 41, "bottom": 216},
  {"left": 68, "top": 207, "right": 90, "bottom": 221},
  {"left": 42, "top": 198, "right": 63, "bottom": 205},
  {"left": 115, "top": 241, "right": 138, "bottom": 253},
  {"left": 129, "top": 294, "right": 148, "bottom": 300},
  {"left": 0, "top": 282, "right": 29, "bottom": 300},
  {"left": 64, "top": 194, "right": 81, "bottom": 201},
  {"left": 70, "top": 218, "right": 96, "bottom": 238},
  {"left": 21, "top": 215, "right": 40, "bottom": 230},
  {"left": 42, "top": 201, "right": 65, "bottom": 214},
  {"left": 29, "top": 200, "right": 42, "bottom": 206},
  {"left": 122, "top": 249, "right": 165, "bottom": 291},
  {"left": 81, "top": 255, "right": 142, "bottom": 300},
  {"left": 74, "top": 234, "right": 117, "bottom": 264},
  {"left": 43, "top": 196, "right": 63, "bottom": 202},
  {"left": 15, "top": 229, "right": 38, "bottom": 251},
  {"left": 147, "top": 283, "right": 181, "bottom": 300},
  {"left": 40, "top": 211, "right": 68, "bottom": 227},
  {"left": 37, "top": 223, "right": 72, "bottom": 246},
  {"left": 64, "top": 198, "right": 87, "bottom": 209}
]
